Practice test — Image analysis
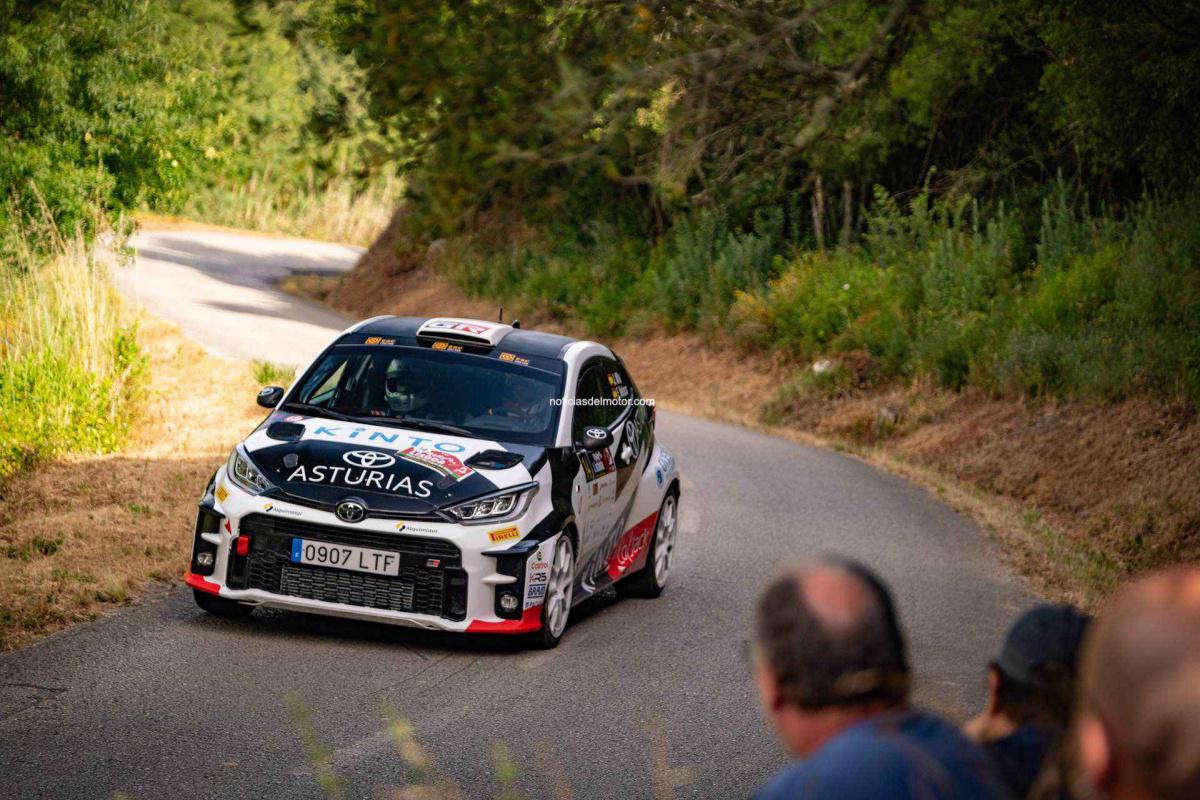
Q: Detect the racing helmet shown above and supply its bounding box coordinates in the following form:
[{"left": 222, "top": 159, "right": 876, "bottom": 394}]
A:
[{"left": 384, "top": 358, "right": 433, "bottom": 415}]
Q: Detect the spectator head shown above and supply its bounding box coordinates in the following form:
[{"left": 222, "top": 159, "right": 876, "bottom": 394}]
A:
[
  {"left": 1075, "top": 565, "right": 1200, "bottom": 800},
  {"left": 976, "top": 603, "right": 1092, "bottom": 736},
  {"left": 753, "top": 558, "right": 910, "bottom": 757}
]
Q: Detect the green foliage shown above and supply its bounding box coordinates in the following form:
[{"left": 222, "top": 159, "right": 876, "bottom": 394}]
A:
[
  {"left": 0, "top": 231, "right": 146, "bottom": 482},
  {"left": 0, "top": 0, "right": 391, "bottom": 254},
  {"left": 733, "top": 186, "right": 1200, "bottom": 401},
  {"left": 252, "top": 360, "right": 295, "bottom": 387}
]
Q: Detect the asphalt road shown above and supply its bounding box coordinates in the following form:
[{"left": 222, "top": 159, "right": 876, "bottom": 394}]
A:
[{"left": 0, "top": 227, "right": 1030, "bottom": 799}]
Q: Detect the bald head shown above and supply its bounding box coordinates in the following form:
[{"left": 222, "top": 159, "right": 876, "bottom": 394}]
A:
[
  {"left": 1079, "top": 566, "right": 1200, "bottom": 800},
  {"left": 755, "top": 559, "right": 909, "bottom": 709}
]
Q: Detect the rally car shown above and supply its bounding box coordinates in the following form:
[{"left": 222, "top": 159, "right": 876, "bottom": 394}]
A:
[{"left": 185, "top": 316, "right": 680, "bottom": 647}]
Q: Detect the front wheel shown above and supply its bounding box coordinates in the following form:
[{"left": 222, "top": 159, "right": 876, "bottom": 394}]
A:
[
  {"left": 616, "top": 489, "right": 678, "bottom": 599},
  {"left": 529, "top": 534, "right": 575, "bottom": 649},
  {"left": 193, "top": 588, "right": 254, "bottom": 618}
]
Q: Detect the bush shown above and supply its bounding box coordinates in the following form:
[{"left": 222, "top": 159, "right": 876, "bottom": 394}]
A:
[
  {"left": 0, "top": 226, "right": 145, "bottom": 481},
  {"left": 732, "top": 185, "right": 1200, "bottom": 402}
]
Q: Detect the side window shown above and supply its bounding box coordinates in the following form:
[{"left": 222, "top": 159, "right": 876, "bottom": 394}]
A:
[
  {"left": 601, "top": 358, "right": 637, "bottom": 414},
  {"left": 572, "top": 363, "right": 620, "bottom": 438},
  {"left": 572, "top": 365, "right": 603, "bottom": 437}
]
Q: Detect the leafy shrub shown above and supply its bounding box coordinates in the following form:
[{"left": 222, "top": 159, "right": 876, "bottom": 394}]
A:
[{"left": 732, "top": 185, "right": 1200, "bottom": 401}]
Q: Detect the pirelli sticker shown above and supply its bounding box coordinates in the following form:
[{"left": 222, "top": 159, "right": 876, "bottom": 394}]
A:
[
  {"left": 488, "top": 526, "right": 521, "bottom": 543},
  {"left": 364, "top": 336, "right": 396, "bottom": 345},
  {"left": 214, "top": 483, "right": 229, "bottom": 503}
]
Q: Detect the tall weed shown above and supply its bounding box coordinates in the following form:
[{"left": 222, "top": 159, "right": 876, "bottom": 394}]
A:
[
  {"left": 0, "top": 223, "right": 145, "bottom": 480},
  {"left": 183, "top": 169, "right": 403, "bottom": 247}
]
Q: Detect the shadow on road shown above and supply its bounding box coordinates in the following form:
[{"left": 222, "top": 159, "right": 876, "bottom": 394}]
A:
[{"left": 185, "top": 584, "right": 628, "bottom": 655}]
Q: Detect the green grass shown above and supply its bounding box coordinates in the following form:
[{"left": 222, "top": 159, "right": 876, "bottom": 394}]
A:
[
  {"left": 252, "top": 360, "right": 295, "bottom": 386},
  {"left": 0, "top": 218, "right": 146, "bottom": 482}
]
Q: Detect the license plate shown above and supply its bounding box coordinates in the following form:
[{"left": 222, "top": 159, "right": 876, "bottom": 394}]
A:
[{"left": 290, "top": 538, "right": 401, "bottom": 577}]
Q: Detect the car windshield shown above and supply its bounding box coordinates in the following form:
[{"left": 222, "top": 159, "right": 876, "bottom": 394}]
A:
[{"left": 287, "top": 345, "right": 564, "bottom": 446}]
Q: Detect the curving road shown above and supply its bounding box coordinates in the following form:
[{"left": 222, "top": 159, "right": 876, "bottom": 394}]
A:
[{"left": 0, "top": 228, "right": 1030, "bottom": 799}]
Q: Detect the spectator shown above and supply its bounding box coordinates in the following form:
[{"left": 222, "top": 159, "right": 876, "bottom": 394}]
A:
[
  {"left": 1074, "top": 565, "right": 1200, "bottom": 800},
  {"left": 964, "top": 604, "right": 1091, "bottom": 798},
  {"left": 751, "top": 559, "right": 1006, "bottom": 799}
]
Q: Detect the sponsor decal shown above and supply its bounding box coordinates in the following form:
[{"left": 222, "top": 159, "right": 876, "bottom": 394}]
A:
[
  {"left": 343, "top": 450, "right": 396, "bottom": 469},
  {"left": 607, "top": 511, "right": 658, "bottom": 580},
  {"left": 426, "top": 558, "right": 441, "bottom": 568},
  {"left": 263, "top": 502, "right": 303, "bottom": 518},
  {"left": 582, "top": 447, "right": 614, "bottom": 482},
  {"left": 656, "top": 450, "right": 676, "bottom": 476},
  {"left": 619, "top": 417, "right": 644, "bottom": 464},
  {"left": 284, "top": 414, "right": 306, "bottom": 423},
  {"left": 526, "top": 584, "right": 546, "bottom": 599},
  {"left": 396, "top": 521, "right": 438, "bottom": 534},
  {"left": 425, "top": 320, "right": 492, "bottom": 335},
  {"left": 308, "top": 425, "right": 467, "bottom": 453},
  {"left": 529, "top": 561, "right": 549, "bottom": 571},
  {"left": 528, "top": 571, "right": 548, "bottom": 584},
  {"left": 488, "top": 526, "right": 521, "bottom": 543},
  {"left": 215, "top": 483, "right": 229, "bottom": 503},
  {"left": 397, "top": 446, "right": 474, "bottom": 481},
  {"left": 285, "top": 464, "right": 434, "bottom": 498},
  {"left": 364, "top": 336, "right": 396, "bottom": 345},
  {"left": 656, "top": 468, "right": 664, "bottom": 487},
  {"left": 498, "top": 352, "right": 530, "bottom": 366},
  {"left": 431, "top": 341, "right": 463, "bottom": 352}
]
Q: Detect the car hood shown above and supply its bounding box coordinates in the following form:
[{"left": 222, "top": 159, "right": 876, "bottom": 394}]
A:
[{"left": 242, "top": 413, "right": 545, "bottom": 515}]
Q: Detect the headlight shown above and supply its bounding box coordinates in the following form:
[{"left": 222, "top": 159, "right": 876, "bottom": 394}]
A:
[
  {"left": 446, "top": 484, "right": 536, "bottom": 525},
  {"left": 226, "top": 447, "right": 273, "bottom": 495}
]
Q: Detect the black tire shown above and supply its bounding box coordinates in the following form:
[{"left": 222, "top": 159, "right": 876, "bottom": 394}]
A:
[
  {"left": 193, "top": 588, "right": 254, "bottom": 618},
  {"left": 616, "top": 488, "right": 678, "bottom": 599},
  {"left": 528, "top": 533, "right": 576, "bottom": 649}
]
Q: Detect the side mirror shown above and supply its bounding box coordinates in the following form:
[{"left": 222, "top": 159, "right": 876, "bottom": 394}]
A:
[
  {"left": 257, "top": 386, "right": 285, "bottom": 408},
  {"left": 578, "top": 426, "right": 613, "bottom": 452}
]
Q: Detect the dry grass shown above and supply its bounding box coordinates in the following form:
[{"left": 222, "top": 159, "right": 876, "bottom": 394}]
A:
[
  {"left": 0, "top": 315, "right": 264, "bottom": 650},
  {"left": 181, "top": 171, "right": 404, "bottom": 247}
]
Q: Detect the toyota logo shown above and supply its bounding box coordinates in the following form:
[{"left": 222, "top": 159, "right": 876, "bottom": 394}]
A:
[
  {"left": 335, "top": 499, "right": 367, "bottom": 523},
  {"left": 343, "top": 450, "right": 396, "bottom": 469},
  {"left": 585, "top": 427, "right": 607, "bottom": 440}
]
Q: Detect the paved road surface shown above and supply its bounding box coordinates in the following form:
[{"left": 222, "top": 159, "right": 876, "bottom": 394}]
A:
[{"left": 0, "top": 227, "right": 1030, "bottom": 799}]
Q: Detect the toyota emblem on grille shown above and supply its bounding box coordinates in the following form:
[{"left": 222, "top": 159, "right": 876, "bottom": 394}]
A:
[
  {"left": 342, "top": 450, "right": 396, "bottom": 469},
  {"left": 336, "top": 498, "right": 367, "bottom": 523}
]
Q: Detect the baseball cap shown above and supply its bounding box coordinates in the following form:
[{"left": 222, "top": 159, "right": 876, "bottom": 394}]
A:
[{"left": 995, "top": 603, "right": 1092, "bottom": 686}]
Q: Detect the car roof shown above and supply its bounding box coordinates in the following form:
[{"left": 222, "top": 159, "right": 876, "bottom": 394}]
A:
[{"left": 351, "top": 316, "right": 582, "bottom": 360}]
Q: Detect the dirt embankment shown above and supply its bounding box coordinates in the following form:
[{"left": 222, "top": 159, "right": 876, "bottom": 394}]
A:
[{"left": 305, "top": 221, "right": 1199, "bottom": 608}]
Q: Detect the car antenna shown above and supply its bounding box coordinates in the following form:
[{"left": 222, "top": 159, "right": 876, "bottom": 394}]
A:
[{"left": 498, "top": 306, "right": 504, "bottom": 322}]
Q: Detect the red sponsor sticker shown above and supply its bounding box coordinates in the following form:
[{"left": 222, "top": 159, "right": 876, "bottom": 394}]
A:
[
  {"left": 397, "top": 447, "right": 474, "bottom": 480},
  {"left": 606, "top": 511, "right": 659, "bottom": 580}
]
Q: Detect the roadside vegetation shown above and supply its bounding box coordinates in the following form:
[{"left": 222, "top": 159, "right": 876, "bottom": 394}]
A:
[
  {"left": 0, "top": 0, "right": 394, "bottom": 483},
  {"left": 0, "top": 315, "right": 262, "bottom": 650}
]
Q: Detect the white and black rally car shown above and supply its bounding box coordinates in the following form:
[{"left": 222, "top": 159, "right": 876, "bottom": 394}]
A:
[{"left": 186, "top": 316, "right": 680, "bottom": 647}]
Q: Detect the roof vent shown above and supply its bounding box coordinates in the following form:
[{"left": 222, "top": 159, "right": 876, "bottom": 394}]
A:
[{"left": 417, "top": 318, "right": 512, "bottom": 347}]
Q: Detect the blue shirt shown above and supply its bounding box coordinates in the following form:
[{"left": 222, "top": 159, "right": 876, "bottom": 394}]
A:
[
  {"left": 754, "top": 710, "right": 1008, "bottom": 800},
  {"left": 984, "top": 725, "right": 1054, "bottom": 799}
]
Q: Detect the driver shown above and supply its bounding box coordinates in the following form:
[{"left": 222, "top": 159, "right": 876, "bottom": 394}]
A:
[
  {"left": 477, "top": 375, "right": 552, "bottom": 432},
  {"left": 380, "top": 358, "right": 433, "bottom": 417}
]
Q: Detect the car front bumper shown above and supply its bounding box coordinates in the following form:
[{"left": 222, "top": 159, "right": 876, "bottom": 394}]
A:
[{"left": 186, "top": 468, "right": 555, "bottom": 634}]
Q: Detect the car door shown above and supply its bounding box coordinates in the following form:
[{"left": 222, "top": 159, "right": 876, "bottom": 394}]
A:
[{"left": 571, "top": 361, "right": 622, "bottom": 590}]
